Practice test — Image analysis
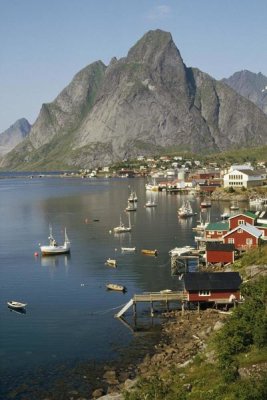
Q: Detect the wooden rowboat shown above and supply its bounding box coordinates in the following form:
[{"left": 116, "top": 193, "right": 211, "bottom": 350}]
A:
[
  {"left": 106, "top": 283, "right": 127, "bottom": 292},
  {"left": 141, "top": 249, "right": 158, "bottom": 256}
]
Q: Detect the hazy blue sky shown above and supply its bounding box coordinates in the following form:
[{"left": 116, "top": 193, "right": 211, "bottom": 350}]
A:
[{"left": 0, "top": 0, "right": 266, "bottom": 132}]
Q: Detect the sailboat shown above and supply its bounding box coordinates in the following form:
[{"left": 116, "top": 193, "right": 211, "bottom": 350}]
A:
[
  {"left": 40, "top": 225, "right": 70, "bottom": 255},
  {"left": 125, "top": 200, "right": 137, "bottom": 211},
  {"left": 128, "top": 190, "right": 138, "bottom": 203},
  {"left": 145, "top": 192, "right": 157, "bottom": 208},
  {"left": 178, "top": 201, "right": 194, "bottom": 218},
  {"left": 113, "top": 214, "right": 132, "bottom": 233}
]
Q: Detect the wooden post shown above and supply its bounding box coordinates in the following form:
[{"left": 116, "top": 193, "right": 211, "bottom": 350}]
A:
[
  {"left": 133, "top": 302, "right": 136, "bottom": 316},
  {"left": 182, "top": 301, "right": 185, "bottom": 315},
  {"left": 150, "top": 301, "right": 154, "bottom": 317},
  {"left": 197, "top": 302, "right": 200, "bottom": 313}
]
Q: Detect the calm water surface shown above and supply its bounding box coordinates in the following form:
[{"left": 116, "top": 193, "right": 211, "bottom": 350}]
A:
[{"left": 0, "top": 176, "right": 228, "bottom": 397}]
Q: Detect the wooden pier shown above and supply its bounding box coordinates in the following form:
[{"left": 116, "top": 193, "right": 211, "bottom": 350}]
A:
[{"left": 115, "top": 291, "right": 187, "bottom": 318}]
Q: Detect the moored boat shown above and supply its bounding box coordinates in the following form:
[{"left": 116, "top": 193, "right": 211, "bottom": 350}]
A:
[
  {"left": 121, "top": 247, "right": 136, "bottom": 253},
  {"left": 113, "top": 214, "right": 132, "bottom": 233},
  {"left": 7, "top": 301, "right": 27, "bottom": 309},
  {"left": 178, "top": 201, "right": 194, "bottom": 218},
  {"left": 105, "top": 258, "right": 117, "bottom": 267},
  {"left": 106, "top": 283, "right": 127, "bottom": 292},
  {"left": 141, "top": 249, "right": 158, "bottom": 256},
  {"left": 40, "top": 226, "right": 70, "bottom": 255}
]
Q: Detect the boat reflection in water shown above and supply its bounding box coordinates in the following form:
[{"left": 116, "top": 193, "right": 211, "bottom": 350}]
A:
[{"left": 8, "top": 306, "right": 27, "bottom": 315}]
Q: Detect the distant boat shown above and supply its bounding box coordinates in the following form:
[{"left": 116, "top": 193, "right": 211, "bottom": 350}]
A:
[
  {"left": 125, "top": 201, "right": 137, "bottom": 212},
  {"left": 7, "top": 301, "right": 27, "bottom": 310},
  {"left": 105, "top": 258, "right": 117, "bottom": 267},
  {"left": 128, "top": 190, "right": 138, "bottom": 203},
  {"left": 249, "top": 197, "right": 264, "bottom": 207},
  {"left": 200, "top": 198, "right": 211, "bottom": 208},
  {"left": 230, "top": 201, "right": 239, "bottom": 211},
  {"left": 113, "top": 214, "right": 132, "bottom": 233},
  {"left": 40, "top": 225, "right": 70, "bottom": 255},
  {"left": 169, "top": 246, "right": 194, "bottom": 257},
  {"left": 145, "top": 178, "right": 158, "bottom": 191},
  {"left": 121, "top": 247, "right": 136, "bottom": 253},
  {"left": 178, "top": 201, "right": 194, "bottom": 218},
  {"left": 145, "top": 198, "right": 157, "bottom": 208},
  {"left": 221, "top": 212, "right": 230, "bottom": 220},
  {"left": 106, "top": 283, "right": 127, "bottom": 292},
  {"left": 141, "top": 249, "right": 158, "bottom": 256}
]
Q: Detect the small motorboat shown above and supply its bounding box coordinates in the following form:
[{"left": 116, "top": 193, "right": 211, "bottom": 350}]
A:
[
  {"left": 7, "top": 301, "right": 27, "bottom": 309},
  {"left": 106, "top": 283, "right": 127, "bottom": 292},
  {"left": 121, "top": 247, "right": 136, "bottom": 253},
  {"left": 141, "top": 249, "right": 158, "bottom": 256},
  {"left": 105, "top": 258, "right": 117, "bottom": 267}
]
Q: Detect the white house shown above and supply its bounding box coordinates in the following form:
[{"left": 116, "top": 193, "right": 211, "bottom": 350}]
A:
[{"left": 223, "top": 169, "right": 265, "bottom": 188}]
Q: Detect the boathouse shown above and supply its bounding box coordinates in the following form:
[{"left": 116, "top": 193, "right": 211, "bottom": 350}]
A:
[
  {"left": 184, "top": 272, "right": 242, "bottom": 304},
  {"left": 223, "top": 223, "right": 262, "bottom": 251},
  {"left": 206, "top": 242, "right": 235, "bottom": 265},
  {"left": 228, "top": 211, "right": 257, "bottom": 230}
]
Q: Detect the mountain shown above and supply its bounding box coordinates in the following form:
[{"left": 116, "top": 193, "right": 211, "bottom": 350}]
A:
[
  {"left": 2, "top": 30, "right": 267, "bottom": 170},
  {"left": 222, "top": 70, "right": 267, "bottom": 114},
  {"left": 0, "top": 118, "right": 31, "bottom": 157}
]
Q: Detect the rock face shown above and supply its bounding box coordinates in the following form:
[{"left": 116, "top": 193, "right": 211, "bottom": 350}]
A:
[
  {"left": 0, "top": 118, "right": 31, "bottom": 156},
  {"left": 2, "top": 30, "right": 267, "bottom": 170},
  {"left": 222, "top": 70, "right": 267, "bottom": 114}
]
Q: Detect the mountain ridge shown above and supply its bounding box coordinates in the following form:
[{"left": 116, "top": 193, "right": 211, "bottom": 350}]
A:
[{"left": 1, "top": 30, "right": 267, "bottom": 170}]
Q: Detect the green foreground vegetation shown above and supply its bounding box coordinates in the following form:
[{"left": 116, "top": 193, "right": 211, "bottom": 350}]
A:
[{"left": 124, "top": 274, "right": 267, "bottom": 400}]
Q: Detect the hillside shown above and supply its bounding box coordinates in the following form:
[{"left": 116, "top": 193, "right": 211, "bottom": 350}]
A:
[{"left": 2, "top": 30, "right": 267, "bottom": 171}]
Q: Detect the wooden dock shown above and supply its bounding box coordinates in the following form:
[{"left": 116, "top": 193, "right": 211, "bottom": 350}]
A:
[{"left": 115, "top": 291, "right": 187, "bottom": 318}]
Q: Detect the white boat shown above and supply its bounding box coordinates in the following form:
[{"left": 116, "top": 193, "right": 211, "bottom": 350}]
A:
[
  {"left": 230, "top": 201, "right": 239, "bottom": 211},
  {"left": 7, "top": 301, "right": 27, "bottom": 309},
  {"left": 121, "top": 247, "right": 136, "bottom": 253},
  {"left": 145, "top": 199, "right": 157, "bottom": 208},
  {"left": 113, "top": 214, "right": 132, "bottom": 233},
  {"left": 200, "top": 198, "right": 211, "bottom": 208},
  {"left": 106, "top": 283, "right": 127, "bottom": 292},
  {"left": 145, "top": 178, "right": 158, "bottom": 191},
  {"left": 169, "top": 246, "right": 195, "bottom": 257},
  {"left": 178, "top": 201, "right": 194, "bottom": 218},
  {"left": 40, "top": 226, "right": 70, "bottom": 255},
  {"left": 249, "top": 197, "right": 264, "bottom": 207},
  {"left": 128, "top": 190, "right": 138, "bottom": 203},
  {"left": 125, "top": 201, "right": 137, "bottom": 212},
  {"left": 105, "top": 258, "right": 117, "bottom": 267},
  {"left": 221, "top": 212, "right": 230, "bottom": 220}
]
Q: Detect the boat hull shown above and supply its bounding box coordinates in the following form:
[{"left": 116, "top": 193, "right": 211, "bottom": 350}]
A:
[
  {"left": 40, "top": 245, "right": 70, "bottom": 255},
  {"left": 106, "top": 284, "right": 126, "bottom": 292}
]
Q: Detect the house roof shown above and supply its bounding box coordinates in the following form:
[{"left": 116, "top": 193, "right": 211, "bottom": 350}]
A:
[
  {"left": 205, "top": 222, "right": 229, "bottom": 231},
  {"left": 184, "top": 272, "right": 242, "bottom": 291},
  {"left": 206, "top": 242, "right": 235, "bottom": 252},
  {"left": 233, "top": 169, "right": 263, "bottom": 177},
  {"left": 229, "top": 211, "right": 257, "bottom": 220},
  {"left": 223, "top": 223, "right": 263, "bottom": 239}
]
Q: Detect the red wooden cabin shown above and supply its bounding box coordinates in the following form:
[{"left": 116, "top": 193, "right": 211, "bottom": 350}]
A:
[
  {"left": 228, "top": 211, "right": 257, "bottom": 230},
  {"left": 206, "top": 242, "right": 235, "bottom": 265},
  {"left": 223, "top": 224, "right": 262, "bottom": 251},
  {"left": 184, "top": 272, "right": 242, "bottom": 304}
]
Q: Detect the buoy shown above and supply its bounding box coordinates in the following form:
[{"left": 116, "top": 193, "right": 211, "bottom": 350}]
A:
[
  {"left": 34, "top": 252, "right": 39, "bottom": 257},
  {"left": 109, "top": 230, "right": 112, "bottom": 234}
]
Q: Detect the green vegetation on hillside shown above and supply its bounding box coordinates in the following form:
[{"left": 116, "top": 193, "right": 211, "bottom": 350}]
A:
[{"left": 124, "top": 277, "right": 267, "bottom": 400}]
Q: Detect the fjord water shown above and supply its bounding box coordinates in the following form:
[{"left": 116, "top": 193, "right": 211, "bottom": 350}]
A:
[{"left": 0, "top": 176, "right": 225, "bottom": 396}]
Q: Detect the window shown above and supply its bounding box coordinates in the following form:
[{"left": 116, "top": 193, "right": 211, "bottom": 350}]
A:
[
  {"left": 228, "top": 238, "right": 234, "bottom": 244},
  {"left": 199, "top": 290, "right": 211, "bottom": 296},
  {"left": 237, "top": 229, "right": 243, "bottom": 233},
  {"left": 246, "top": 238, "right": 253, "bottom": 245},
  {"left": 238, "top": 220, "right": 245, "bottom": 225}
]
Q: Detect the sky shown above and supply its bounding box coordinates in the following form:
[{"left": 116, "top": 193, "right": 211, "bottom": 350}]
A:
[{"left": 0, "top": 0, "right": 266, "bottom": 132}]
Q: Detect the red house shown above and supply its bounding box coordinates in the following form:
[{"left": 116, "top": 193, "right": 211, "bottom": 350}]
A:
[
  {"left": 223, "top": 223, "right": 262, "bottom": 251},
  {"left": 205, "top": 221, "right": 229, "bottom": 241},
  {"left": 228, "top": 211, "right": 257, "bottom": 230},
  {"left": 206, "top": 242, "right": 235, "bottom": 265},
  {"left": 184, "top": 272, "right": 242, "bottom": 304}
]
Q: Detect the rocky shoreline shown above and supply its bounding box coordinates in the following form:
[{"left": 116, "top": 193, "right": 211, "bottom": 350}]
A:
[{"left": 91, "top": 309, "right": 227, "bottom": 400}]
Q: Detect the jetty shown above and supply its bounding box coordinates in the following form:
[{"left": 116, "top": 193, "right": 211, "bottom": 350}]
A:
[{"left": 115, "top": 291, "right": 187, "bottom": 318}]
